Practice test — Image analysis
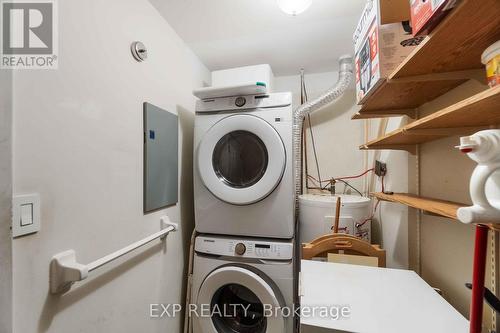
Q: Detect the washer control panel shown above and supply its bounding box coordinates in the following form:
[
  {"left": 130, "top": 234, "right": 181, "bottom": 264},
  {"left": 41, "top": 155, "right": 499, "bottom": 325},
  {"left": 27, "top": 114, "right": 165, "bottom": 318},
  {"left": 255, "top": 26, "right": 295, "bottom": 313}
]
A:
[
  {"left": 195, "top": 235, "right": 293, "bottom": 260},
  {"left": 234, "top": 242, "right": 246, "bottom": 255}
]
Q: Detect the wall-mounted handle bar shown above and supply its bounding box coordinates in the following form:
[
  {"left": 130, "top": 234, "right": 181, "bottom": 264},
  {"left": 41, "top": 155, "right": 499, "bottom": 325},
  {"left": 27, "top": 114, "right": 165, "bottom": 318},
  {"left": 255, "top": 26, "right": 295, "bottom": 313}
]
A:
[{"left": 49, "top": 216, "right": 178, "bottom": 294}]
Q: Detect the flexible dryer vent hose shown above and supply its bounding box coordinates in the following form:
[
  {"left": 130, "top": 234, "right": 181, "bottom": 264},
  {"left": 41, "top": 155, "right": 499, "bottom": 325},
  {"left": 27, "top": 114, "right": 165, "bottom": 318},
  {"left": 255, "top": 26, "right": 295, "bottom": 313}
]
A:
[{"left": 292, "top": 55, "right": 354, "bottom": 212}]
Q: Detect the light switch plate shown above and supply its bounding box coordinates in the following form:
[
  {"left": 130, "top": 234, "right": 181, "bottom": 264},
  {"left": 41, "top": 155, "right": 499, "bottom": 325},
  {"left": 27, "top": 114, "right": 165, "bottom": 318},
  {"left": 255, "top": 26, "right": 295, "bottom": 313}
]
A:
[
  {"left": 20, "top": 203, "right": 34, "bottom": 226},
  {"left": 13, "top": 194, "right": 41, "bottom": 237}
]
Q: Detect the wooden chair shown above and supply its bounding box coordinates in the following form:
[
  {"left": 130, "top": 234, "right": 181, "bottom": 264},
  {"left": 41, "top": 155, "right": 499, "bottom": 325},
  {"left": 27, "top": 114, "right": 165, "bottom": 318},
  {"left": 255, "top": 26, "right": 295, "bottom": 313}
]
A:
[{"left": 302, "top": 233, "right": 386, "bottom": 268}]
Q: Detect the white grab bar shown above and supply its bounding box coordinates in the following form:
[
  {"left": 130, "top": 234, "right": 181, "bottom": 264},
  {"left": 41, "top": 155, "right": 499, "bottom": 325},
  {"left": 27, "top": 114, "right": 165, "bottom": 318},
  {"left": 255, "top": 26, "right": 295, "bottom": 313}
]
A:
[{"left": 49, "top": 216, "right": 178, "bottom": 294}]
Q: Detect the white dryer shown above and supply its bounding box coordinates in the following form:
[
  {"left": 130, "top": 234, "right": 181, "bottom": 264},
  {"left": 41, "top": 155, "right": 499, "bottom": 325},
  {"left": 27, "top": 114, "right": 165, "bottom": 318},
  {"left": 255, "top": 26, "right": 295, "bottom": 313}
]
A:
[
  {"left": 191, "top": 235, "right": 295, "bottom": 333},
  {"left": 194, "top": 92, "right": 294, "bottom": 239}
]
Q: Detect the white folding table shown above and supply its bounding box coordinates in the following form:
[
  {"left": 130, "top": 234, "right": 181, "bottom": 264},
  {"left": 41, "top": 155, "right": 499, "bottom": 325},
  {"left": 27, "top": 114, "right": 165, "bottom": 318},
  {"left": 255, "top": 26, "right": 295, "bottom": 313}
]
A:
[{"left": 300, "top": 260, "right": 469, "bottom": 333}]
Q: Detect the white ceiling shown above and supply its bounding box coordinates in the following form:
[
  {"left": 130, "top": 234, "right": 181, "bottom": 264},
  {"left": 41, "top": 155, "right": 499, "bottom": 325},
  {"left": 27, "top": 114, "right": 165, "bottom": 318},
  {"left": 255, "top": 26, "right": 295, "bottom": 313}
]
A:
[{"left": 149, "top": 0, "right": 366, "bottom": 76}]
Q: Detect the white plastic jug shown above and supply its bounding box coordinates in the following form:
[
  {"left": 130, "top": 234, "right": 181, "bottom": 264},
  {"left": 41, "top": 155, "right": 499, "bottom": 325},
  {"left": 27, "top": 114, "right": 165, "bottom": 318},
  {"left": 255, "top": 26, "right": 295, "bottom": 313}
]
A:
[{"left": 457, "top": 129, "right": 500, "bottom": 224}]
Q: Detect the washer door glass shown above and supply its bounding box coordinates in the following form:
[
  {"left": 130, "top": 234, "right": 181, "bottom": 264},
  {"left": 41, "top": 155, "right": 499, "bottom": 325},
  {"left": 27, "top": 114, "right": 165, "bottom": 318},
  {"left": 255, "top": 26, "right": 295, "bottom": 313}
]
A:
[
  {"left": 198, "top": 114, "right": 286, "bottom": 205},
  {"left": 195, "top": 266, "right": 285, "bottom": 333},
  {"left": 211, "top": 283, "right": 266, "bottom": 333},
  {"left": 212, "top": 131, "right": 268, "bottom": 189}
]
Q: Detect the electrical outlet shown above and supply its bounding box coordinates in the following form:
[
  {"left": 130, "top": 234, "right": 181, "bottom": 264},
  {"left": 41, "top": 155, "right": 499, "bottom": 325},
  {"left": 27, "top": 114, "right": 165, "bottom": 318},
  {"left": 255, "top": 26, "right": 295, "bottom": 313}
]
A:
[{"left": 375, "top": 160, "right": 387, "bottom": 177}]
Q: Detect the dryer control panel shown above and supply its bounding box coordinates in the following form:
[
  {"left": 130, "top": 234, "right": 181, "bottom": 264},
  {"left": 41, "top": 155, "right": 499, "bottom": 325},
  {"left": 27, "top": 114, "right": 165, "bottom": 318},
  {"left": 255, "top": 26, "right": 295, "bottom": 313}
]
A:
[
  {"left": 195, "top": 92, "right": 292, "bottom": 113},
  {"left": 195, "top": 235, "right": 293, "bottom": 260}
]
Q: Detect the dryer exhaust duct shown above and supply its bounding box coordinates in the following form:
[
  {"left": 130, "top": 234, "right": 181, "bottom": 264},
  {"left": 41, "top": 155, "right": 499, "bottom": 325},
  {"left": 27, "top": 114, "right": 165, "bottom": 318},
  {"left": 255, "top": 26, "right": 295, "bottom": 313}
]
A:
[{"left": 293, "top": 55, "right": 354, "bottom": 210}]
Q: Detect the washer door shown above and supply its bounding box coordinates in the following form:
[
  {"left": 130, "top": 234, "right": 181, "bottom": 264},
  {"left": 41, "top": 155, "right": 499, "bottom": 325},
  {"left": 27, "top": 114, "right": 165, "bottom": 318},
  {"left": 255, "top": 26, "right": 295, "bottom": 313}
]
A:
[
  {"left": 198, "top": 114, "right": 286, "bottom": 205},
  {"left": 195, "top": 266, "right": 285, "bottom": 333}
]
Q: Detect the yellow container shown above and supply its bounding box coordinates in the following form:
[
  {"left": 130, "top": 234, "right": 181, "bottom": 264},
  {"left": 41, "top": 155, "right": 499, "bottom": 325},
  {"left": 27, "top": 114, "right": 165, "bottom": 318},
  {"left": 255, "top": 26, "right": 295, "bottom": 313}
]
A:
[{"left": 482, "top": 41, "right": 500, "bottom": 88}]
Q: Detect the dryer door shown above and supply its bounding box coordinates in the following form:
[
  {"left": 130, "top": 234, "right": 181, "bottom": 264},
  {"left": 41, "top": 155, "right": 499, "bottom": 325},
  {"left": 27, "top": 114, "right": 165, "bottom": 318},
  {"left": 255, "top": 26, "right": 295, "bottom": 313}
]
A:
[
  {"left": 197, "top": 114, "right": 286, "bottom": 205},
  {"left": 195, "top": 266, "right": 286, "bottom": 333}
]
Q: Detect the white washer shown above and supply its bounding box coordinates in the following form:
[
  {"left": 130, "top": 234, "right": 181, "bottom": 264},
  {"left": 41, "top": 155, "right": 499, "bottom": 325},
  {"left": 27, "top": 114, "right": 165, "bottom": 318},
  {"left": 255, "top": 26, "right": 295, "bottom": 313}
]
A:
[
  {"left": 191, "top": 235, "right": 295, "bottom": 333},
  {"left": 194, "top": 92, "right": 294, "bottom": 239}
]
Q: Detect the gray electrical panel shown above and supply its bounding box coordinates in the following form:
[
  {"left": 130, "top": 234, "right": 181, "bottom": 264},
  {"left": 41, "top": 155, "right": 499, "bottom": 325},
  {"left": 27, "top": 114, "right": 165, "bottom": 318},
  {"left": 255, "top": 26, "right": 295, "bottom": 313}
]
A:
[{"left": 143, "top": 102, "right": 178, "bottom": 213}]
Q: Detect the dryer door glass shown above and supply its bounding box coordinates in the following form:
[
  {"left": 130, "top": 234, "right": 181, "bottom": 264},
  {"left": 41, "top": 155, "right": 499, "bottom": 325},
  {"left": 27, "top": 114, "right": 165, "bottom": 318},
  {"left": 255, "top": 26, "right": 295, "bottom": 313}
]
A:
[
  {"left": 197, "top": 114, "right": 286, "bottom": 205},
  {"left": 212, "top": 131, "right": 268, "bottom": 188},
  {"left": 211, "top": 283, "right": 266, "bottom": 333}
]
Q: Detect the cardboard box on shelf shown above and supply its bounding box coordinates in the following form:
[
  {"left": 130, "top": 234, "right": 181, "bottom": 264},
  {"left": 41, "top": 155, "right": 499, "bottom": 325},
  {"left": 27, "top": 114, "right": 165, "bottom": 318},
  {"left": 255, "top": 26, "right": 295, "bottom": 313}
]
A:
[
  {"left": 353, "top": 0, "right": 422, "bottom": 104},
  {"left": 410, "top": 0, "right": 459, "bottom": 36}
]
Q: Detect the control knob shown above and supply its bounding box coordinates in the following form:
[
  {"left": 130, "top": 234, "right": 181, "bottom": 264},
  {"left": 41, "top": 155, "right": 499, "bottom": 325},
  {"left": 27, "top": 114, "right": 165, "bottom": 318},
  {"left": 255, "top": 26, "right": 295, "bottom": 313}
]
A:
[
  {"left": 235, "top": 243, "right": 246, "bottom": 255},
  {"left": 235, "top": 96, "right": 246, "bottom": 107}
]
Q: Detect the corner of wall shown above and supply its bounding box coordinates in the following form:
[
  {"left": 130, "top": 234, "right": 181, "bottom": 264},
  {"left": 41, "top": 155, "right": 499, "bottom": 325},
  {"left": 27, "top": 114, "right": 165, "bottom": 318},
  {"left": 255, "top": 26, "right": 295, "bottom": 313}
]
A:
[{"left": 0, "top": 69, "right": 13, "bottom": 333}]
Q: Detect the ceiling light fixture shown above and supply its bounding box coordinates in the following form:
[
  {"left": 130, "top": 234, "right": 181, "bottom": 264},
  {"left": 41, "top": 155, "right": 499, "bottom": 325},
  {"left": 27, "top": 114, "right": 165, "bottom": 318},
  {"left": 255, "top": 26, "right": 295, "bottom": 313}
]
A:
[{"left": 277, "top": 0, "right": 312, "bottom": 16}]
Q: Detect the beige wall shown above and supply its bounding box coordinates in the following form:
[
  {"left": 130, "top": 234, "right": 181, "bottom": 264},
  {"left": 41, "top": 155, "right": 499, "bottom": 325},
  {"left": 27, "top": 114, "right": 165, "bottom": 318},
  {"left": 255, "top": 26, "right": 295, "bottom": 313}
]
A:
[
  {"left": 275, "top": 72, "right": 365, "bottom": 191},
  {"left": 274, "top": 71, "right": 409, "bottom": 269},
  {"left": 366, "top": 116, "right": 411, "bottom": 269},
  {"left": 0, "top": 69, "right": 13, "bottom": 332},
  {"left": 11, "top": 1, "right": 209, "bottom": 332},
  {"left": 407, "top": 80, "right": 495, "bottom": 331},
  {"left": 282, "top": 70, "right": 497, "bottom": 328}
]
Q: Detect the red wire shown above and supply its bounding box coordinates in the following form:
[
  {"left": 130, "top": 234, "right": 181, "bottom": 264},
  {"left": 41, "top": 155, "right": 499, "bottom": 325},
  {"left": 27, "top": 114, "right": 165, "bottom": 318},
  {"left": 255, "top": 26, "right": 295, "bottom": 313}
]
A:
[
  {"left": 308, "top": 170, "right": 385, "bottom": 230},
  {"left": 357, "top": 199, "right": 380, "bottom": 227},
  {"left": 334, "top": 168, "right": 374, "bottom": 181},
  {"left": 306, "top": 175, "right": 322, "bottom": 187},
  {"left": 307, "top": 168, "right": 375, "bottom": 184},
  {"left": 307, "top": 175, "right": 323, "bottom": 184},
  {"left": 356, "top": 174, "right": 385, "bottom": 228},
  {"left": 308, "top": 169, "right": 385, "bottom": 230}
]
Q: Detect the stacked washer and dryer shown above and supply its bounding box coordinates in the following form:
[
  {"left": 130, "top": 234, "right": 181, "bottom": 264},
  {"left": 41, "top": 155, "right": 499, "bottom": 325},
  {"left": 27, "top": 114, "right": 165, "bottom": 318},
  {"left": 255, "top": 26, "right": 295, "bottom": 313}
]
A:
[{"left": 191, "top": 89, "right": 297, "bottom": 333}]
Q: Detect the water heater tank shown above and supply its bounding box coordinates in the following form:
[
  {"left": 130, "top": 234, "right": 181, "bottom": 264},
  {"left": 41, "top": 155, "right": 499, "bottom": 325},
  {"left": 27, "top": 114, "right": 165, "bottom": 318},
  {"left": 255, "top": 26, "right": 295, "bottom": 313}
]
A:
[{"left": 299, "top": 194, "right": 372, "bottom": 243}]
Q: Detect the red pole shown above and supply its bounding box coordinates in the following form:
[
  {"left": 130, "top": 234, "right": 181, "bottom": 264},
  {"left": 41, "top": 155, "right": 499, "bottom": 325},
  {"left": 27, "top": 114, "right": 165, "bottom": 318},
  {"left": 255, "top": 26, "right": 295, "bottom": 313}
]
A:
[{"left": 470, "top": 224, "right": 489, "bottom": 333}]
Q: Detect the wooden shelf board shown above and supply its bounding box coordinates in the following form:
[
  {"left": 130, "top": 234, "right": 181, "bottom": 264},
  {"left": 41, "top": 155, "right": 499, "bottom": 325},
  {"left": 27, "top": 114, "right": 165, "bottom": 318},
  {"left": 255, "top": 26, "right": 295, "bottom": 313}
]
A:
[
  {"left": 391, "top": 0, "right": 500, "bottom": 79},
  {"left": 407, "top": 85, "right": 500, "bottom": 130},
  {"left": 372, "top": 192, "right": 500, "bottom": 232},
  {"left": 357, "top": 79, "right": 466, "bottom": 118},
  {"left": 359, "top": 86, "right": 500, "bottom": 151},
  {"left": 372, "top": 192, "right": 464, "bottom": 219},
  {"left": 355, "top": 0, "right": 500, "bottom": 118}
]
